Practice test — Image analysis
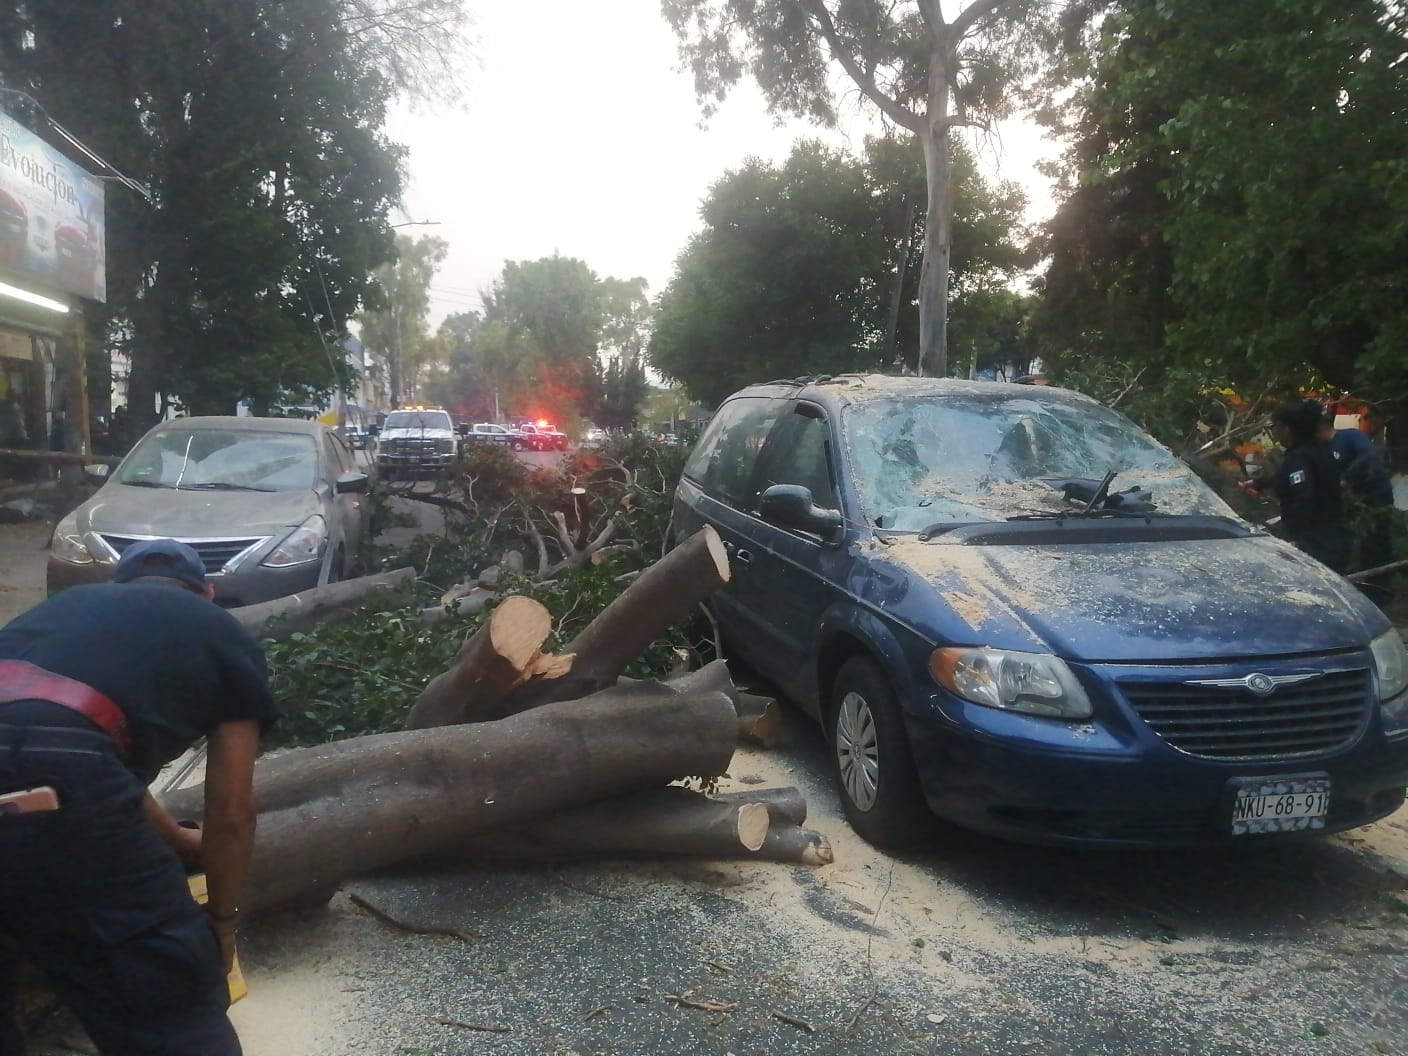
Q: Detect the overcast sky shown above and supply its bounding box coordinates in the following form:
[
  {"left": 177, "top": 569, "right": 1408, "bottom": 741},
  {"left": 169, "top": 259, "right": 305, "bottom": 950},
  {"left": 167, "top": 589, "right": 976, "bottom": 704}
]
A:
[{"left": 386, "top": 0, "right": 1060, "bottom": 328}]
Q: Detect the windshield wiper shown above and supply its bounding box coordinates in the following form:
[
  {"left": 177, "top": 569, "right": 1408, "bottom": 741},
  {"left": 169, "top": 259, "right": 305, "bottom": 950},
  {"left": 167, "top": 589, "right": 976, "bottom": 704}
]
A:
[
  {"left": 120, "top": 480, "right": 172, "bottom": 488},
  {"left": 179, "top": 481, "right": 275, "bottom": 492}
]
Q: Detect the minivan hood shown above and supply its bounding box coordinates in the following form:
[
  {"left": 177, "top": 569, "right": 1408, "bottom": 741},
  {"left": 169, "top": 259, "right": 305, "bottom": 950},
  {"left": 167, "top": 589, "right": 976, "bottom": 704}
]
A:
[
  {"left": 881, "top": 534, "right": 1385, "bottom": 662},
  {"left": 77, "top": 483, "right": 318, "bottom": 540}
]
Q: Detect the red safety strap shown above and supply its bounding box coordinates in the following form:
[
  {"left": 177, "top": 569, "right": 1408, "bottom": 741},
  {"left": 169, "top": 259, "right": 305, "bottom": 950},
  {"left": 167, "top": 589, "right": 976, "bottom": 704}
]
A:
[{"left": 0, "top": 660, "right": 133, "bottom": 758}]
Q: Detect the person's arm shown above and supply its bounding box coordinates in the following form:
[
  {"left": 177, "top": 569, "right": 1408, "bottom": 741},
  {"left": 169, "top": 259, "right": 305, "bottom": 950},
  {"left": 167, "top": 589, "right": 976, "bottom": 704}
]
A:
[
  {"left": 141, "top": 792, "right": 203, "bottom": 865},
  {"left": 201, "top": 718, "right": 261, "bottom": 972}
]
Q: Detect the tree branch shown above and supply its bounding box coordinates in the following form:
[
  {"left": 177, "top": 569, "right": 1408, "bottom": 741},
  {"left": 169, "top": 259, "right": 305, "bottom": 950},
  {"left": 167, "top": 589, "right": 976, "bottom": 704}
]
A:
[
  {"left": 802, "top": 0, "right": 921, "bottom": 132},
  {"left": 950, "top": 0, "right": 1010, "bottom": 41}
]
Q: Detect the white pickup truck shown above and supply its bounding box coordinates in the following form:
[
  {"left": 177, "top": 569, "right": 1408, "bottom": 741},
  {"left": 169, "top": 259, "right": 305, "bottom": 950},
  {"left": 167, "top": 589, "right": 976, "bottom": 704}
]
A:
[{"left": 374, "top": 409, "right": 459, "bottom": 477}]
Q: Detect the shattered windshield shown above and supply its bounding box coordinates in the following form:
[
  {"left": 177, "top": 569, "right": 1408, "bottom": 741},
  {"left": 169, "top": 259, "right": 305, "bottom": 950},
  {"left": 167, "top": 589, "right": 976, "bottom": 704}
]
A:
[
  {"left": 384, "top": 411, "right": 452, "bottom": 431},
  {"left": 116, "top": 428, "right": 318, "bottom": 492},
  {"left": 843, "top": 393, "right": 1232, "bottom": 531}
]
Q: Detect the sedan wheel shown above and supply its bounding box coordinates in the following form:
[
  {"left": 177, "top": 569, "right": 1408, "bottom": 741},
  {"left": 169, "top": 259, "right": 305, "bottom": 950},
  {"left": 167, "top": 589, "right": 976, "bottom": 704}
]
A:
[{"left": 829, "top": 656, "right": 933, "bottom": 848}]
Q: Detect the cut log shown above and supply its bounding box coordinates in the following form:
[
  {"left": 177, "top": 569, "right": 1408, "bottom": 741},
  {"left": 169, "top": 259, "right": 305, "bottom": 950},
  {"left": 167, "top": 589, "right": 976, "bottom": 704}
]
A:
[
  {"left": 734, "top": 693, "right": 782, "bottom": 748},
  {"left": 760, "top": 825, "right": 834, "bottom": 867},
  {"left": 405, "top": 596, "right": 569, "bottom": 729},
  {"left": 709, "top": 786, "right": 807, "bottom": 827},
  {"left": 162, "top": 680, "right": 740, "bottom": 914},
  {"left": 495, "top": 526, "right": 731, "bottom": 715},
  {"left": 451, "top": 787, "right": 770, "bottom": 861},
  {"left": 234, "top": 567, "right": 417, "bottom": 641},
  {"left": 446, "top": 786, "right": 829, "bottom": 865}
]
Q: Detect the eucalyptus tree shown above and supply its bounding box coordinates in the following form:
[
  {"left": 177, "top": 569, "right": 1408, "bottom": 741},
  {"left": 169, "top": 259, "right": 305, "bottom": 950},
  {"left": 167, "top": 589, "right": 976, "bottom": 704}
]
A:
[
  {"left": 663, "top": 0, "right": 1051, "bottom": 377},
  {"left": 357, "top": 235, "right": 450, "bottom": 407}
]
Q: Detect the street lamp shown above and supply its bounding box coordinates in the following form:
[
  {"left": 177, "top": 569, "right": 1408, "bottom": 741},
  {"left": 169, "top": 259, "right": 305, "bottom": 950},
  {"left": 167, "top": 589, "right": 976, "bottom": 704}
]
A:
[{"left": 391, "top": 220, "right": 440, "bottom": 229}]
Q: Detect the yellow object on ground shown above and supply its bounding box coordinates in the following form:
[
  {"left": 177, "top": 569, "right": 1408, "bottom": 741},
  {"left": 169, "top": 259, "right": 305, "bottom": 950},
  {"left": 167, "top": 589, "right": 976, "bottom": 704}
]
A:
[{"left": 186, "top": 873, "right": 248, "bottom": 1003}]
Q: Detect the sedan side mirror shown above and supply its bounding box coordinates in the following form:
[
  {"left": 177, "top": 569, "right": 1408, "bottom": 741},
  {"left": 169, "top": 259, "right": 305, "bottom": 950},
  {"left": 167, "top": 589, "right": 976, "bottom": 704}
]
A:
[
  {"left": 335, "top": 471, "right": 370, "bottom": 494},
  {"left": 83, "top": 463, "right": 110, "bottom": 483},
  {"left": 759, "top": 484, "right": 844, "bottom": 543}
]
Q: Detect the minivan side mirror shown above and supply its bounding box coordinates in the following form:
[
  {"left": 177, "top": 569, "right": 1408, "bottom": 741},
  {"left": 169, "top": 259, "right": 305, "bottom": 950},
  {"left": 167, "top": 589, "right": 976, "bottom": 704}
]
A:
[{"left": 759, "top": 484, "right": 844, "bottom": 543}]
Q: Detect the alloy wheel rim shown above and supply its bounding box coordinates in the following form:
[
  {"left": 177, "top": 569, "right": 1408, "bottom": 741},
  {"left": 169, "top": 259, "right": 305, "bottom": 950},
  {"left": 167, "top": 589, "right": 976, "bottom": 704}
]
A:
[{"left": 836, "top": 690, "right": 880, "bottom": 811}]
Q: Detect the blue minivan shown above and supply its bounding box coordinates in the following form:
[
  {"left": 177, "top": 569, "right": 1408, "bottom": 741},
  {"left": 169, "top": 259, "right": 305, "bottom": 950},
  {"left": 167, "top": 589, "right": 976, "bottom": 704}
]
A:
[{"left": 670, "top": 375, "right": 1408, "bottom": 848}]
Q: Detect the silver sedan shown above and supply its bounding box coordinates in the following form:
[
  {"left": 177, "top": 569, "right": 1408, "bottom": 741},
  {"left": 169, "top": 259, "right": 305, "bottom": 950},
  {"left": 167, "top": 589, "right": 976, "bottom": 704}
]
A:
[{"left": 48, "top": 416, "right": 370, "bottom": 607}]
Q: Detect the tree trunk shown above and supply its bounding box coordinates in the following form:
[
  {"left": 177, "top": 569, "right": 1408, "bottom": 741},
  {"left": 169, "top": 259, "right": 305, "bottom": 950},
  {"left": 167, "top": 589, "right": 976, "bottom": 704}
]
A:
[
  {"left": 232, "top": 567, "right": 417, "bottom": 642},
  {"left": 916, "top": 74, "right": 954, "bottom": 378},
  {"left": 411, "top": 527, "right": 732, "bottom": 727},
  {"left": 499, "top": 526, "right": 731, "bottom": 714},
  {"left": 708, "top": 786, "right": 807, "bottom": 827},
  {"left": 162, "top": 681, "right": 740, "bottom": 915},
  {"left": 885, "top": 196, "right": 918, "bottom": 366},
  {"left": 734, "top": 692, "right": 782, "bottom": 748},
  {"left": 405, "top": 596, "right": 570, "bottom": 728},
  {"left": 452, "top": 787, "right": 770, "bottom": 861}
]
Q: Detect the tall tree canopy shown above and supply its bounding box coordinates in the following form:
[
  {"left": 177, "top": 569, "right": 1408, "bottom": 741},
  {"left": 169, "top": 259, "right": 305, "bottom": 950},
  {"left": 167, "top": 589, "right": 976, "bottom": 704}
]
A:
[
  {"left": 436, "top": 257, "right": 653, "bottom": 429},
  {"left": 1035, "top": 0, "right": 1408, "bottom": 408},
  {"left": 649, "top": 137, "right": 1026, "bottom": 405},
  {"left": 663, "top": 0, "right": 1052, "bottom": 377},
  {"left": 0, "top": 0, "right": 469, "bottom": 424},
  {"left": 357, "top": 234, "right": 450, "bottom": 407}
]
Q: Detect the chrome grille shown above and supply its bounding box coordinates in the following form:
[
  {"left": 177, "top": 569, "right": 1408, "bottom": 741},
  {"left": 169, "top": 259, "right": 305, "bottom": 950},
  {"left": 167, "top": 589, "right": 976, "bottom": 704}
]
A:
[
  {"left": 1121, "top": 669, "right": 1370, "bottom": 761},
  {"left": 100, "top": 534, "right": 265, "bottom": 574}
]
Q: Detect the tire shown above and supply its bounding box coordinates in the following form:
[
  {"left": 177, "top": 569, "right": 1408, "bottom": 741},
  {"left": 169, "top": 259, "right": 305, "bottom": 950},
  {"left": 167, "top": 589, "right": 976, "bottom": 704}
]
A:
[
  {"left": 828, "top": 656, "right": 933, "bottom": 849},
  {"left": 512, "top": 439, "right": 525, "bottom": 451}
]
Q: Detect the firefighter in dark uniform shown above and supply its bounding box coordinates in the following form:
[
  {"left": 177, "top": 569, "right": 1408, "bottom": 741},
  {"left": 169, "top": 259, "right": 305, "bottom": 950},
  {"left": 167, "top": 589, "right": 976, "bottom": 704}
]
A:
[
  {"left": 1270, "top": 399, "right": 1350, "bottom": 573},
  {"left": 0, "top": 539, "right": 280, "bottom": 1056}
]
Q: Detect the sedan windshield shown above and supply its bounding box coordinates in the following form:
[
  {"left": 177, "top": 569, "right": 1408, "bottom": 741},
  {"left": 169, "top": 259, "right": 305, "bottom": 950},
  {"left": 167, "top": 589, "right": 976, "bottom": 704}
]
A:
[
  {"left": 384, "top": 411, "right": 451, "bottom": 430},
  {"left": 115, "top": 428, "right": 318, "bottom": 492},
  {"left": 844, "top": 393, "right": 1232, "bottom": 530}
]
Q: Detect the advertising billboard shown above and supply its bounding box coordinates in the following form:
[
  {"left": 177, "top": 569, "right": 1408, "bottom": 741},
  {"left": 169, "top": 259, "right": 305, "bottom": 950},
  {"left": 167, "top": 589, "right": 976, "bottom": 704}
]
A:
[{"left": 0, "top": 112, "right": 105, "bottom": 303}]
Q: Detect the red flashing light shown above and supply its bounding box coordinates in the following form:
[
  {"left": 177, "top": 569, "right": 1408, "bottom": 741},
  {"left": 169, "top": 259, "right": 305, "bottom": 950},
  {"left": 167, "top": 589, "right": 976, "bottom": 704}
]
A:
[{"left": 536, "top": 418, "right": 549, "bottom": 428}]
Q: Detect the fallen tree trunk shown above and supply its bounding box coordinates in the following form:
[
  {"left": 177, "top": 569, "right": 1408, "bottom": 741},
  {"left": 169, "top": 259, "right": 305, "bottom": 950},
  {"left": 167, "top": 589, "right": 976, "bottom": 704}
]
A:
[
  {"left": 448, "top": 786, "right": 830, "bottom": 865},
  {"left": 234, "top": 567, "right": 418, "bottom": 641},
  {"left": 405, "top": 596, "right": 571, "bottom": 728},
  {"left": 453, "top": 787, "right": 769, "bottom": 861},
  {"left": 709, "top": 786, "right": 807, "bottom": 827},
  {"left": 408, "top": 527, "right": 732, "bottom": 727},
  {"left": 735, "top": 693, "right": 782, "bottom": 748},
  {"left": 162, "top": 681, "right": 740, "bottom": 914}
]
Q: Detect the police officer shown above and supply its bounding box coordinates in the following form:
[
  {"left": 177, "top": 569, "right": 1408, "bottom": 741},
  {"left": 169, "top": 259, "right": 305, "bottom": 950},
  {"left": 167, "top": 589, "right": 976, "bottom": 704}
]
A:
[
  {"left": 0, "top": 539, "right": 280, "bottom": 1055},
  {"left": 1270, "top": 399, "right": 1350, "bottom": 572}
]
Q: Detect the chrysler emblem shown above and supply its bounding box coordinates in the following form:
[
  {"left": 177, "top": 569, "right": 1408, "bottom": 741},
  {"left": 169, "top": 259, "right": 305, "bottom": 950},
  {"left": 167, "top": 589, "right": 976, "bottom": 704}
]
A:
[
  {"left": 1185, "top": 671, "right": 1323, "bottom": 695},
  {"left": 1245, "top": 673, "right": 1275, "bottom": 696}
]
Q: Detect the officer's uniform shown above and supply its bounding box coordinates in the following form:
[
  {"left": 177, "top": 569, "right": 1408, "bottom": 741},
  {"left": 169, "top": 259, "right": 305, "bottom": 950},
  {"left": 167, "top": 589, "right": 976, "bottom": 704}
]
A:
[
  {"left": 1274, "top": 440, "right": 1350, "bottom": 572},
  {"left": 0, "top": 568, "right": 279, "bottom": 1056}
]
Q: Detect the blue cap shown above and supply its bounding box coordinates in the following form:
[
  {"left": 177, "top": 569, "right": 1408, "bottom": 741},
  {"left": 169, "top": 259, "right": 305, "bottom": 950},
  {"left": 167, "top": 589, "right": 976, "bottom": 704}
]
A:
[{"left": 112, "top": 538, "right": 208, "bottom": 592}]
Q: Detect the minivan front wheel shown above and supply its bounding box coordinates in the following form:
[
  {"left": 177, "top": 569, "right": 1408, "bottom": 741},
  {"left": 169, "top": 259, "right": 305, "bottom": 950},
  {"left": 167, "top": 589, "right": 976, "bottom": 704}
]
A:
[{"left": 829, "top": 657, "right": 932, "bottom": 848}]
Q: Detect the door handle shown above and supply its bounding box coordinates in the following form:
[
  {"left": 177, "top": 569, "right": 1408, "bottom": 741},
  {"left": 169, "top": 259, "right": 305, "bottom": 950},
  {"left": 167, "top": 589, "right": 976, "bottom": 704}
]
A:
[{"left": 733, "top": 548, "right": 754, "bottom": 566}]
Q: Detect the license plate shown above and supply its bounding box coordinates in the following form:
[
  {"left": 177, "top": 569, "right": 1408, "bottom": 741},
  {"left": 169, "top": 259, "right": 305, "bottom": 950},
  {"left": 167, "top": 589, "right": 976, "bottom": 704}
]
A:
[{"left": 1230, "top": 776, "right": 1330, "bottom": 835}]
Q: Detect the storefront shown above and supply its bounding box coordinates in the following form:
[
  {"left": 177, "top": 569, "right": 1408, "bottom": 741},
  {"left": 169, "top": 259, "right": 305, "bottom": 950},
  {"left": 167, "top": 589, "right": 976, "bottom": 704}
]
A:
[{"left": 0, "top": 109, "right": 104, "bottom": 475}]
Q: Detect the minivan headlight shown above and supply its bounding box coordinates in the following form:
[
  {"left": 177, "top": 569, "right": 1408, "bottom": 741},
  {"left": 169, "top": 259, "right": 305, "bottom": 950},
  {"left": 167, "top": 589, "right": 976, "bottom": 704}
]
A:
[
  {"left": 262, "top": 516, "right": 327, "bottom": 567},
  {"left": 51, "top": 514, "right": 93, "bottom": 565},
  {"left": 929, "top": 647, "right": 1093, "bottom": 720},
  {"left": 1369, "top": 629, "right": 1408, "bottom": 703}
]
